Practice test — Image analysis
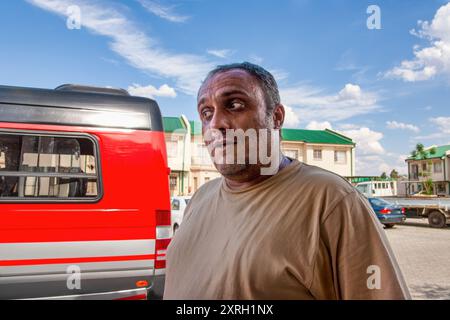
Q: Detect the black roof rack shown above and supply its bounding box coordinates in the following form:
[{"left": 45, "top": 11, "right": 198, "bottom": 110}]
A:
[{"left": 0, "top": 84, "right": 163, "bottom": 131}]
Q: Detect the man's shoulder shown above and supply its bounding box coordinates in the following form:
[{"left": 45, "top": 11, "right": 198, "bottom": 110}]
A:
[
  {"left": 192, "top": 177, "right": 223, "bottom": 198},
  {"left": 186, "top": 177, "right": 222, "bottom": 207},
  {"left": 182, "top": 177, "right": 222, "bottom": 222},
  {"left": 294, "top": 162, "right": 355, "bottom": 195}
]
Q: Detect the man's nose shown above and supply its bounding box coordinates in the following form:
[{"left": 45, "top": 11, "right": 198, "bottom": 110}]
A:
[{"left": 209, "top": 108, "right": 232, "bottom": 133}]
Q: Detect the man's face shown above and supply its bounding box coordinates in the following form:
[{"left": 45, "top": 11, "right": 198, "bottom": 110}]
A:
[{"left": 197, "top": 69, "right": 274, "bottom": 181}]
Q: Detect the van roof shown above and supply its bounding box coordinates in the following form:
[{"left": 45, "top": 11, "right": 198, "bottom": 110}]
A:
[{"left": 0, "top": 84, "right": 163, "bottom": 131}]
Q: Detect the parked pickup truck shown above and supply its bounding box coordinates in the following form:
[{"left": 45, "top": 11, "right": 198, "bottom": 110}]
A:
[{"left": 381, "top": 197, "right": 450, "bottom": 228}]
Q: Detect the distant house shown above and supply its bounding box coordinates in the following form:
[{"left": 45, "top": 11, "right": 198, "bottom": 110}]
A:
[
  {"left": 406, "top": 144, "right": 450, "bottom": 196},
  {"left": 163, "top": 116, "right": 356, "bottom": 196}
]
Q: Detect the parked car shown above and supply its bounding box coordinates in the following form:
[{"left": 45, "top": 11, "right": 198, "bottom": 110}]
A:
[
  {"left": 0, "top": 84, "right": 171, "bottom": 300},
  {"left": 367, "top": 197, "right": 406, "bottom": 228},
  {"left": 171, "top": 196, "right": 191, "bottom": 234}
]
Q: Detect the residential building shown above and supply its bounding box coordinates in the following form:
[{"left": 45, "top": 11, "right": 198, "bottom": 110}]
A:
[
  {"left": 163, "top": 116, "right": 191, "bottom": 196},
  {"left": 406, "top": 144, "right": 450, "bottom": 196},
  {"left": 281, "top": 128, "right": 355, "bottom": 178},
  {"left": 164, "top": 116, "right": 356, "bottom": 196}
]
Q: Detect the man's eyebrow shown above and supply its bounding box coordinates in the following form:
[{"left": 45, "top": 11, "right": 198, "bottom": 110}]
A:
[
  {"left": 219, "top": 89, "right": 249, "bottom": 97},
  {"left": 197, "top": 89, "right": 249, "bottom": 108},
  {"left": 198, "top": 97, "right": 207, "bottom": 107}
]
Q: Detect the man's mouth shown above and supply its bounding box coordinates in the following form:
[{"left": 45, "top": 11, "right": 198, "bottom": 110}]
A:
[{"left": 210, "top": 140, "right": 238, "bottom": 150}]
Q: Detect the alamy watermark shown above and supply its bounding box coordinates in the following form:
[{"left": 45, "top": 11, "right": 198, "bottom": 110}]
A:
[
  {"left": 66, "top": 5, "right": 81, "bottom": 30},
  {"left": 202, "top": 128, "right": 281, "bottom": 176},
  {"left": 367, "top": 5, "right": 381, "bottom": 30},
  {"left": 66, "top": 265, "right": 81, "bottom": 290},
  {"left": 366, "top": 264, "right": 381, "bottom": 290}
]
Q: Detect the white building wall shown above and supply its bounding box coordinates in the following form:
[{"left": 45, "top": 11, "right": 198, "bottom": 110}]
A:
[
  {"left": 166, "top": 134, "right": 186, "bottom": 171},
  {"left": 305, "top": 144, "right": 353, "bottom": 177}
]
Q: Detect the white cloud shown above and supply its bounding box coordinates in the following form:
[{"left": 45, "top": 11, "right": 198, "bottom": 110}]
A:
[
  {"left": 270, "top": 69, "right": 289, "bottom": 82},
  {"left": 337, "top": 123, "right": 360, "bottom": 130},
  {"left": 430, "top": 116, "right": 450, "bottom": 134},
  {"left": 385, "top": 2, "right": 450, "bottom": 82},
  {"left": 248, "top": 54, "right": 263, "bottom": 65},
  {"left": 305, "top": 121, "right": 332, "bottom": 130},
  {"left": 413, "top": 116, "right": 450, "bottom": 141},
  {"left": 335, "top": 126, "right": 409, "bottom": 176},
  {"left": 280, "top": 83, "right": 380, "bottom": 123},
  {"left": 339, "top": 127, "right": 384, "bottom": 155},
  {"left": 283, "top": 105, "right": 300, "bottom": 128},
  {"left": 137, "top": 0, "right": 189, "bottom": 23},
  {"left": 206, "top": 49, "right": 234, "bottom": 59},
  {"left": 386, "top": 121, "right": 420, "bottom": 133},
  {"left": 128, "top": 83, "right": 177, "bottom": 99},
  {"left": 27, "top": 0, "right": 214, "bottom": 95}
]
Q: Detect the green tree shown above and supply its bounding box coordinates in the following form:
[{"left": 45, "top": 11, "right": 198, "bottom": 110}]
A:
[
  {"left": 380, "top": 172, "right": 387, "bottom": 180},
  {"left": 390, "top": 169, "right": 399, "bottom": 180},
  {"left": 411, "top": 143, "right": 436, "bottom": 195}
]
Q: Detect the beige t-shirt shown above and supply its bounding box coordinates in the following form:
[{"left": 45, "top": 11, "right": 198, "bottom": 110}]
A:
[{"left": 164, "top": 160, "right": 411, "bottom": 300}]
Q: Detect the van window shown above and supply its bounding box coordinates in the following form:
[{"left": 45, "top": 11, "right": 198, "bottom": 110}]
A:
[
  {"left": 171, "top": 199, "right": 180, "bottom": 210},
  {"left": 356, "top": 184, "right": 368, "bottom": 194},
  {"left": 0, "top": 152, "right": 5, "bottom": 169},
  {"left": 0, "top": 132, "right": 100, "bottom": 201}
]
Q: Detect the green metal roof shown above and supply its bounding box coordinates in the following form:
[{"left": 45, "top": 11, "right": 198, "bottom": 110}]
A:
[
  {"left": 407, "top": 145, "right": 450, "bottom": 160},
  {"left": 348, "top": 176, "right": 393, "bottom": 183},
  {"left": 189, "top": 121, "right": 202, "bottom": 135},
  {"left": 163, "top": 117, "right": 354, "bottom": 145},
  {"left": 162, "top": 117, "right": 186, "bottom": 133},
  {"left": 282, "top": 128, "right": 354, "bottom": 145}
]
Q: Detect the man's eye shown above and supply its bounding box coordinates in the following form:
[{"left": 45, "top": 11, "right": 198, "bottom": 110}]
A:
[
  {"left": 230, "top": 101, "right": 244, "bottom": 110},
  {"left": 202, "top": 109, "right": 213, "bottom": 119}
]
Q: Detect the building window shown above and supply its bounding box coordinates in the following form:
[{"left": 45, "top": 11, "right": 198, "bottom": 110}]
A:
[
  {"left": 411, "top": 164, "right": 419, "bottom": 180},
  {"left": 313, "top": 149, "right": 322, "bottom": 160},
  {"left": 422, "top": 163, "right": 427, "bottom": 171},
  {"left": 284, "top": 149, "right": 299, "bottom": 160},
  {"left": 434, "top": 162, "right": 443, "bottom": 173},
  {"left": 193, "top": 177, "right": 198, "bottom": 191},
  {"left": 0, "top": 132, "right": 100, "bottom": 201},
  {"left": 169, "top": 175, "right": 178, "bottom": 189},
  {"left": 166, "top": 141, "right": 178, "bottom": 158},
  {"left": 334, "top": 150, "right": 347, "bottom": 164}
]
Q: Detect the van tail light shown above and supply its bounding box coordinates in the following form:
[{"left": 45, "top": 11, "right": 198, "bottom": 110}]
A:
[
  {"left": 380, "top": 208, "right": 392, "bottom": 214},
  {"left": 155, "top": 209, "right": 171, "bottom": 270},
  {"left": 156, "top": 209, "right": 171, "bottom": 226}
]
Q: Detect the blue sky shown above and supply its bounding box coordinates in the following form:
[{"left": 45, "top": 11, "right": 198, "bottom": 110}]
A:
[{"left": 1, "top": 0, "right": 450, "bottom": 175}]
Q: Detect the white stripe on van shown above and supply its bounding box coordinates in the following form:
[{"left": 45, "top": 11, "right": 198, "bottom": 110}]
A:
[
  {"left": 0, "top": 239, "right": 155, "bottom": 260},
  {"left": 0, "top": 259, "right": 154, "bottom": 276}
]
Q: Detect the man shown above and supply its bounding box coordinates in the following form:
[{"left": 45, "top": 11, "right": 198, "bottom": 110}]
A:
[{"left": 164, "top": 62, "right": 410, "bottom": 300}]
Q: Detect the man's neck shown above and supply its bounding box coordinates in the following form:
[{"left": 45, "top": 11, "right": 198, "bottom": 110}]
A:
[{"left": 224, "top": 156, "right": 292, "bottom": 191}]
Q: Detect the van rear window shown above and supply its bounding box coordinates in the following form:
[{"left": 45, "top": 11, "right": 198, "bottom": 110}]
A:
[{"left": 0, "top": 132, "right": 100, "bottom": 201}]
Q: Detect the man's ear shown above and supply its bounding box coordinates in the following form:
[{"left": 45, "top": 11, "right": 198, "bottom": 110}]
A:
[{"left": 273, "top": 104, "right": 285, "bottom": 129}]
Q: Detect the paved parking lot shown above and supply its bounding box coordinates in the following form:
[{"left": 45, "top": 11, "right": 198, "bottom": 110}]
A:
[{"left": 385, "top": 219, "right": 450, "bottom": 300}]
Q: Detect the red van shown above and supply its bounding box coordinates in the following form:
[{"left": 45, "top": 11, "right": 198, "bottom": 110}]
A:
[{"left": 0, "top": 84, "right": 171, "bottom": 300}]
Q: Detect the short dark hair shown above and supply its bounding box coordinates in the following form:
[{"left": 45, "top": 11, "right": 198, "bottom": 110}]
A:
[{"left": 199, "top": 62, "right": 281, "bottom": 116}]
